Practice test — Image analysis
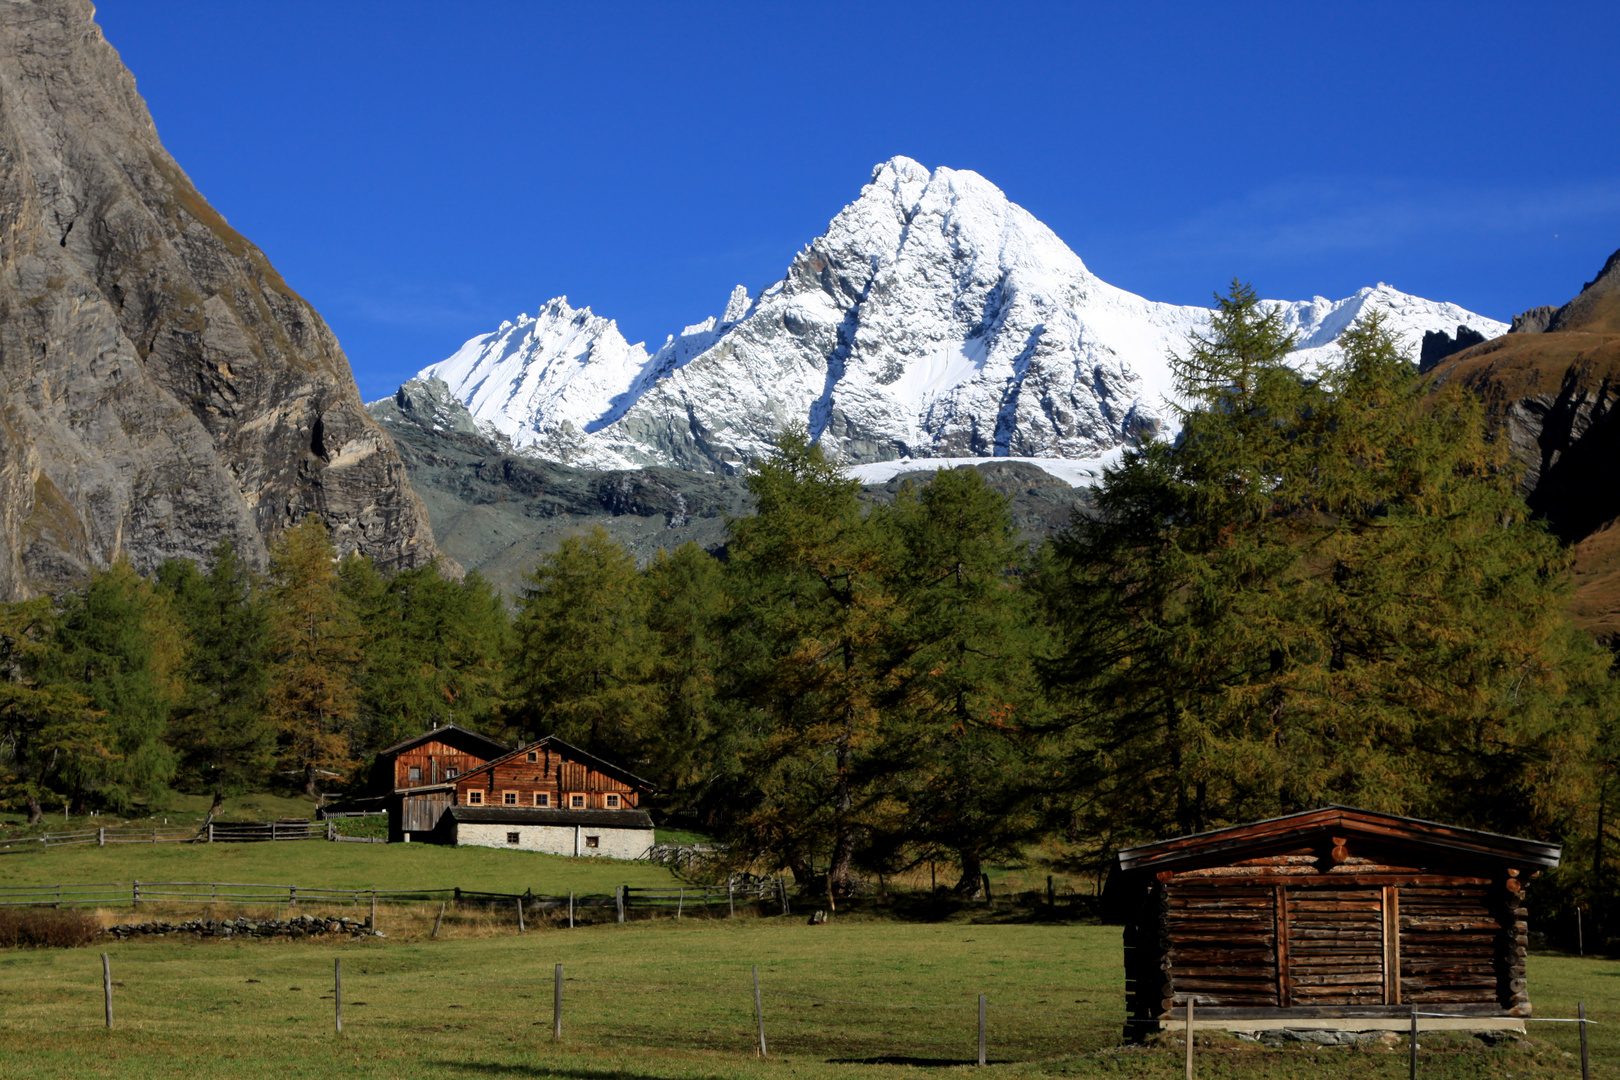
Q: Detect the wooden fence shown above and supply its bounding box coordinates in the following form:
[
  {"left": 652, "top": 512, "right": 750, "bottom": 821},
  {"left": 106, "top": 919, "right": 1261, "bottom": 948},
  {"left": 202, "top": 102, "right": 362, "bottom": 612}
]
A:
[
  {"left": 27, "top": 820, "right": 372, "bottom": 848},
  {"left": 0, "top": 877, "right": 784, "bottom": 918}
]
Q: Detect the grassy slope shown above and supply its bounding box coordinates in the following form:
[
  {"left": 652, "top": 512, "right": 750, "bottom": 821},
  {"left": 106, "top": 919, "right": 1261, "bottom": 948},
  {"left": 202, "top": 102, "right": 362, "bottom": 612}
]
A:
[
  {"left": 0, "top": 916, "right": 1610, "bottom": 1080},
  {"left": 0, "top": 839, "right": 685, "bottom": 894}
]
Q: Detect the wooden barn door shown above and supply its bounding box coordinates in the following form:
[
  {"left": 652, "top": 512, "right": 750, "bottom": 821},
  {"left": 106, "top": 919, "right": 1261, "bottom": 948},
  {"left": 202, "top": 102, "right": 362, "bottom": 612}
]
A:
[
  {"left": 1279, "top": 885, "right": 1391, "bottom": 1007},
  {"left": 1396, "top": 884, "right": 1501, "bottom": 1006}
]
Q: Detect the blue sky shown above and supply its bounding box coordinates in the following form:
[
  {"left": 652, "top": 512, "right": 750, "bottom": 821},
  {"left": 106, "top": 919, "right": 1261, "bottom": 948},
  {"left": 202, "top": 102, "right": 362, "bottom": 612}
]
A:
[{"left": 97, "top": 1, "right": 1620, "bottom": 401}]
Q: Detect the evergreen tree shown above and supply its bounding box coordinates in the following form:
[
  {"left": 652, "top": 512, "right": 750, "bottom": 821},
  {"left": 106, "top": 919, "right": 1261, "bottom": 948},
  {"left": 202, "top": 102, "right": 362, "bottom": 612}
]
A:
[
  {"left": 723, "top": 426, "right": 900, "bottom": 895},
  {"left": 267, "top": 517, "right": 361, "bottom": 796},
  {"left": 1043, "top": 285, "right": 1609, "bottom": 861},
  {"left": 642, "top": 542, "right": 729, "bottom": 816},
  {"left": 0, "top": 599, "right": 104, "bottom": 823},
  {"left": 344, "top": 557, "right": 510, "bottom": 758},
  {"left": 511, "top": 527, "right": 656, "bottom": 761},
  {"left": 156, "top": 541, "right": 274, "bottom": 797},
  {"left": 879, "top": 467, "right": 1048, "bottom": 893},
  {"left": 43, "top": 561, "right": 184, "bottom": 811}
]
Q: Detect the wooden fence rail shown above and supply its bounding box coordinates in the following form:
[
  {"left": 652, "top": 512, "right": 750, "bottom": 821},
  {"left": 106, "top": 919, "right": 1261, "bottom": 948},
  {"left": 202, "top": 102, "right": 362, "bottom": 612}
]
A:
[{"left": 26, "top": 819, "right": 356, "bottom": 848}]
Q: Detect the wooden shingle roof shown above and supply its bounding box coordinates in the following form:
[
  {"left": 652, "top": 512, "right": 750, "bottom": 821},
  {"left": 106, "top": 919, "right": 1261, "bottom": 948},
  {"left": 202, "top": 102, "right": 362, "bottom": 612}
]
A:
[{"left": 1116, "top": 804, "right": 1560, "bottom": 875}]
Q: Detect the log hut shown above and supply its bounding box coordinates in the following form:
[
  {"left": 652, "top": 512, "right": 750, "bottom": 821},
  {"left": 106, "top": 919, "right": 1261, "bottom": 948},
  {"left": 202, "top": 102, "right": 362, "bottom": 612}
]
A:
[
  {"left": 373, "top": 724, "right": 510, "bottom": 842},
  {"left": 1116, "top": 805, "right": 1558, "bottom": 1038},
  {"left": 434, "top": 735, "right": 656, "bottom": 858}
]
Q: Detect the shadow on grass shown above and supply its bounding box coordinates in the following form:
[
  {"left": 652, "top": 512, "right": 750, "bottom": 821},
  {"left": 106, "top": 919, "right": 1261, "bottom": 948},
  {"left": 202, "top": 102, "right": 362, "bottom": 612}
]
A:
[{"left": 435, "top": 1064, "right": 731, "bottom": 1080}]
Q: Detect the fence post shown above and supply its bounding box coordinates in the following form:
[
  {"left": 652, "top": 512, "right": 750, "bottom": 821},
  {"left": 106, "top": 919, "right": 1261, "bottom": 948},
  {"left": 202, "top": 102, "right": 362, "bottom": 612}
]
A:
[
  {"left": 779, "top": 879, "right": 790, "bottom": 916},
  {"left": 753, "top": 964, "right": 767, "bottom": 1057},
  {"left": 1047, "top": 875, "right": 1056, "bottom": 907},
  {"left": 207, "top": 823, "right": 213, "bottom": 843},
  {"left": 517, "top": 898, "right": 525, "bottom": 933},
  {"left": 56, "top": 883, "right": 61, "bottom": 909},
  {"left": 432, "top": 901, "right": 446, "bottom": 938},
  {"left": 132, "top": 881, "right": 140, "bottom": 908},
  {"left": 101, "top": 952, "right": 114, "bottom": 1029},
  {"left": 553, "top": 963, "right": 563, "bottom": 1041},
  {"left": 1409, "top": 1002, "right": 1418, "bottom": 1080},
  {"left": 728, "top": 883, "right": 735, "bottom": 919},
  {"left": 151, "top": 827, "right": 157, "bottom": 844},
  {"left": 334, "top": 958, "right": 342, "bottom": 1035},
  {"left": 290, "top": 885, "right": 297, "bottom": 907},
  {"left": 1185, "top": 997, "right": 1194, "bottom": 1080},
  {"left": 370, "top": 891, "right": 377, "bottom": 934},
  {"left": 98, "top": 827, "right": 105, "bottom": 848},
  {"left": 568, "top": 891, "right": 575, "bottom": 929},
  {"left": 677, "top": 888, "right": 684, "bottom": 919},
  {"left": 616, "top": 886, "right": 625, "bottom": 924},
  {"left": 977, "top": 993, "right": 986, "bottom": 1066},
  {"left": 1580, "top": 1002, "right": 1590, "bottom": 1080}
]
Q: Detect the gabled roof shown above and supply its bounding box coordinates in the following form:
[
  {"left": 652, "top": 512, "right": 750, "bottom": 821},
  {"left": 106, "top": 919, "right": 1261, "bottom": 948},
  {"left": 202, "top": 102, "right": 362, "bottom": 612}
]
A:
[
  {"left": 375, "top": 723, "right": 510, "bottom": 761},
  {"left": 448, "top": 806, "right": 654, "bottom": 830},
  {"left": 1116, "top": 804, "right": 1560, "bottom": 874},
  {"left": 449, "top": 735, "right": 656, "bottom": 794}
]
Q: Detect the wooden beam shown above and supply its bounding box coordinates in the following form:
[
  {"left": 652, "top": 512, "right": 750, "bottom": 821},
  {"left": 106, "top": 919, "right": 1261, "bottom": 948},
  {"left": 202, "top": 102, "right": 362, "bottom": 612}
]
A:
[
  {"left": 1275, "top": 884, "right": 1291, "bottom": 1008},
  {"left": 1382, "top": 884, "right": 1401, "bottom": 1005}
]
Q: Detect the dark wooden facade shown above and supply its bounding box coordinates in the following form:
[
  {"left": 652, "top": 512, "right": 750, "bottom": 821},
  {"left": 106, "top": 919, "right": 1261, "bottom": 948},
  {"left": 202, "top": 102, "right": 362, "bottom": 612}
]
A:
[
  {"left": 374, "top": 724, "right": 510, "bottom": 842},
  {"left": 1116, "top": 806, "right": 1558, "bottom": 1032},
  {"left": 450, "top": 736, "right": 652, "bottom": 813}
]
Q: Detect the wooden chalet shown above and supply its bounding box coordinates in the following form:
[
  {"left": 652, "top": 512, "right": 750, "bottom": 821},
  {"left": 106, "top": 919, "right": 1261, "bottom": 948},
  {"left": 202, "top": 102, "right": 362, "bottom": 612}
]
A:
[
  {"left": 374, "top": 723, "right": 510, "bottom": 843},
  {"left": 405, "top": 735, "right": 656, "bottom": 858},
  {"left": 1116, "top": 805, "right": 1559, "bottom": 1036}
]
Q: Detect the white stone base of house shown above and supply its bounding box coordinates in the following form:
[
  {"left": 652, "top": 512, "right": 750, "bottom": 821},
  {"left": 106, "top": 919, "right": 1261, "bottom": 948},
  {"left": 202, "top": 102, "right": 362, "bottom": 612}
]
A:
[{"left": 454, "top": 821, "right": 654, "bottom": 860}]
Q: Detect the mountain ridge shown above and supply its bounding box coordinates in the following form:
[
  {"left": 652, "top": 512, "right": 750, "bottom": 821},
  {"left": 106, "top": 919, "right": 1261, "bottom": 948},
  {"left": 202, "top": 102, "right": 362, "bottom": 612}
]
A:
[{"left": 404, "top": 156, "right": 1506, "bottom": 475}]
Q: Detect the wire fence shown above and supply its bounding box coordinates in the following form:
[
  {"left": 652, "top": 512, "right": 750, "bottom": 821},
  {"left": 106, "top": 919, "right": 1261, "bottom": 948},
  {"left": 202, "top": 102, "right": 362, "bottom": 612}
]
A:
[{"left": 16, "top": 950, "right": 1598, "bottom": 1075}]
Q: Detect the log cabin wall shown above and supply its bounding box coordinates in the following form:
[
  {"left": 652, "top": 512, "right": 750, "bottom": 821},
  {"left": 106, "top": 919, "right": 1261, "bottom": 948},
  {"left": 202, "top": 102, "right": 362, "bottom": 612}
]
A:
[
  {"left": 1118, "top": 808, "right": 1553, "bottom": 1032},
  {"left": 392, "top": 738, "right": 486, "bottom": 789},
  {"left": 452, "top": 744, "right": 641, "bottom": 811}
]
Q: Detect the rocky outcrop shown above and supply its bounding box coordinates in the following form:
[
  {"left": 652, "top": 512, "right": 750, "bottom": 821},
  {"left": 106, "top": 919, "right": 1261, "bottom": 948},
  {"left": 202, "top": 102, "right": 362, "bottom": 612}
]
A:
[
  {"left": 1419, "top": 324, "right": 1488, "bottom": 372},
  {"left": 370, "top": 378, "right": 1092, "bottom": 594},
  {"left": 1509, "top": 306, "right": 1558, "bottom": 334},
  {"left": 0, "top": 0, "right": 441, "bottom": 598},
  {"left": 1431, "top": 247, "right": 1620, "bottom": 638}
]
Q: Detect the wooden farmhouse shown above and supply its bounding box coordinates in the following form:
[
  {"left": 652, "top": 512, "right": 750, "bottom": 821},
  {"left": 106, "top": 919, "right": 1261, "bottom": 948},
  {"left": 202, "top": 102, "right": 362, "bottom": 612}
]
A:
[
  {"left": 394, "top": 734, "right": 655, "bottom": 858},
  {"left": 374, "top": 723, "right": 510, "bottom": 841},
  {"left": 1116, "top": 805, "right": 1559, "bottom": 1036}
]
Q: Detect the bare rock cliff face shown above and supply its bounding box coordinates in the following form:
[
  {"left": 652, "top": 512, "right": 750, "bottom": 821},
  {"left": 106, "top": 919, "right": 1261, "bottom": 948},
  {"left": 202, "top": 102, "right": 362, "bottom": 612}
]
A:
[
  {"left": 0, "top": 0, "right": 441, "bottom": 597},
  {"left": 1432, "top": 246, "right": 1620, "bottom": 638}
]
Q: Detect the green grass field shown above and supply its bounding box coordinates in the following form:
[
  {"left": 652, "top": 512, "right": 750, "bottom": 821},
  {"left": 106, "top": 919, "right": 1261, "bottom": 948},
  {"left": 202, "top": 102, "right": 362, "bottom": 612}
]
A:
[
  {"left": 0, "top": 913, "right": 1611, "bottom": 1080},
  {"left": 0, "top": 836, "right": 688, "bottom": 895}
]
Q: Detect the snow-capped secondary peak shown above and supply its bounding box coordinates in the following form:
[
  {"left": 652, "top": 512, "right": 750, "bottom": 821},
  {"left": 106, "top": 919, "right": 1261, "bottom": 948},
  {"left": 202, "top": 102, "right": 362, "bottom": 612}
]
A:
[{"left": 404, "top": 161, "right": 1507, "bottom": 474}]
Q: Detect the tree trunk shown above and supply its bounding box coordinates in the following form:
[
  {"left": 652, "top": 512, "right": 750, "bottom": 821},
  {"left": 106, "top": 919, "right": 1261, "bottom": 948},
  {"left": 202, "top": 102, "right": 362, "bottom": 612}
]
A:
[
  {"left": 953, "top": 849, "right": 983, "bottom": 897},
  {"left": 203, "top": 790, "right": 225, "bottom": 826},
  {"left": 25, "top": 795, "right": 43, "bottom": 825},
  {"left": 827, "top": 731, "right": 856, "bottom": 897},
  {"left": 303, "top": 763, "right": 318, "bottom": 798}
]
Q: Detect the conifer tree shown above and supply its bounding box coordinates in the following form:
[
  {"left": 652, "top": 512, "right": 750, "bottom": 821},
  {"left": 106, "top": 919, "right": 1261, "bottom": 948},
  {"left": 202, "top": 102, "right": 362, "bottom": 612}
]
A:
[
  {"left": 267, "top": 517, "right": 361, "bottom": 796},
  {"left": 511, "top": 527, "right": 655, "bottom": 761},
  {"left": 44, "top": 561, "right": 184, "bottom": 811},
  {"left": 642, "top": 542, "right": 729, "bottom": 815},
  {"left": 0, "top": 599, "right": 105, "bottom": 823},
  {"left": 879, "top": 467, "right": 1048, "bottom": 893},
  {"left": 1043, "top": 284, "right": 1609, "bottom": 859},
  {"left": 156, "top": 541, "right": 273, "bottom": 797},
  {"left": 723, "top": 426, "right": 900, "bottom": 895}
]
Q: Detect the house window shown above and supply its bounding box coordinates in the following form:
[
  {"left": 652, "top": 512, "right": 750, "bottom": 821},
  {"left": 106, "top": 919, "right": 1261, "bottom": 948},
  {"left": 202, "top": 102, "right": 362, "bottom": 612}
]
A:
[
  {"left": 585, "top": 836, "right": 600, "bottom": 849},
  {"left": 534, "top": 793, "right": 550, "bottom": 807},
  {"left": 407, "top": 765, "right": 421, "bottom": 782},
  {"left": 506, "top": 832, "right": 520, "bottom": 845},
  {"left": 502, "top": 791, "right": 518, "bottom": 806},
  {"left": 605, "top": 793, "right": 621, "bottom": 809},
  {"left": 527, "top": 751, "right": 538, "bottom": 762},
  {"left": 467, "top": 790, "right": 483, "bottom": 805},
  {"left": 446, "top": 767, "right": 458, "bottom": 778},
  {"left": 569, "top": 794, "right": 586, "bottom": 809}
]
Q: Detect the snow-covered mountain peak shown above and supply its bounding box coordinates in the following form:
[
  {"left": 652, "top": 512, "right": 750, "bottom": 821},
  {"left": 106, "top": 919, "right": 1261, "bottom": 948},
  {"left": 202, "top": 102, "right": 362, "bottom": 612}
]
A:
[{"left": 399, "top": 159, "right": 1508, "bottom": 475}]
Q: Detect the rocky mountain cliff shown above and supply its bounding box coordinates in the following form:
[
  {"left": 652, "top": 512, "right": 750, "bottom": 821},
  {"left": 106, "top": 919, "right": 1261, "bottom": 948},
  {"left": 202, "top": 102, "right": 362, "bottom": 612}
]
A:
[
  {"left": 0, "top": 0, "right": 441, "bottom": 597},
  {"left": 418, "top": 157, "right": 1505, "bottom": 475},
  {"left": 1431, "top": 247, "right": 1620, "bottom": 638},
  {"left": 370, "top": 377, "right": 1092, "bottom": 595}
]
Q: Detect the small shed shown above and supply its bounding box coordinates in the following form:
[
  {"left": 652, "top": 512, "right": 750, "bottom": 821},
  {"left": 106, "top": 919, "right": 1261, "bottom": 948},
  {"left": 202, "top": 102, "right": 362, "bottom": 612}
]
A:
[
  {"left": 1115, "top": 805, "right": 1558, "bottom": 1036},
  {"left": 374, "top": 724, "right": 511, "bottom": 842},
  {"left": 410, "top": 735, "right": 657, "bottom": 857}
]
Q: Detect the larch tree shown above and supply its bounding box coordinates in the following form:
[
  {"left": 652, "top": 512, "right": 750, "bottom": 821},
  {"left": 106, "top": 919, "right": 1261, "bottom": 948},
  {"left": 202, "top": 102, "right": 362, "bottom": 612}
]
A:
[{"left": 267, "top": 516, "right": 361, "bottom": 796}]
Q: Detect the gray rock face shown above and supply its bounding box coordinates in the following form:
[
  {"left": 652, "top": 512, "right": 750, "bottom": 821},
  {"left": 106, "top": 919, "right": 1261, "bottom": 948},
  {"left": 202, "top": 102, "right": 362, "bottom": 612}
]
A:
[
  {"left": 0, "top": 0, "right": 442, "bottom": 597},
  {"left": 1418, "top": 324, "right": 1488, "bottom": 372},
  {"left": 1509, "top": 306, "right": 1558, "bottom": 334}
]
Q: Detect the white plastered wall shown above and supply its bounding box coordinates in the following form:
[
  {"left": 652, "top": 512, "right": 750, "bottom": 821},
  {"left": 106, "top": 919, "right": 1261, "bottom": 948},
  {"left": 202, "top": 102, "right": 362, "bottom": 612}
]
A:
[{"left": 455, "top": 821, "right": 654, "bottom": 860}]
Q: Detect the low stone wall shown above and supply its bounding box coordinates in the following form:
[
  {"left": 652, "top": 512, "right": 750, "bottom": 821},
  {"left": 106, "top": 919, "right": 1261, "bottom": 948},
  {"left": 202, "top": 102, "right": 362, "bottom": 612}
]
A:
[
  {"left": 105, "top": 914, "right": 377, "bottom": 939},
  {"left": 455, "top": 821, "right": 652, "bottom": 859}
]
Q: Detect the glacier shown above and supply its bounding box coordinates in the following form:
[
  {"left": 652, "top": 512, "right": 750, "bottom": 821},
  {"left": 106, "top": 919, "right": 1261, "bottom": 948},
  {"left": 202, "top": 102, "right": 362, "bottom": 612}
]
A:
[{"left": 409, "top": 157, "right": 1507, "bottom": 476}]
